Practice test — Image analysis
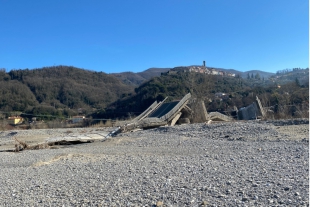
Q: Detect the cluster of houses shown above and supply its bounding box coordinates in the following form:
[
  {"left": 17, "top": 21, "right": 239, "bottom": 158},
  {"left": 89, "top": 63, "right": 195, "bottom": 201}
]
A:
[
  {"left": 67, "top": 116, "right": 86, "bottom": 124},
  {"left": 8, "top": 116, "right": 24, "bottom": 125},
  {"left": 169, "top": 66, "right": 235, "bottom": 77}
]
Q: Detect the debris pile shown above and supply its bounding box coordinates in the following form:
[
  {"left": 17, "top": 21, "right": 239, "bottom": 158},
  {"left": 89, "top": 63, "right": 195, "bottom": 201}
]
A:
[{"left": 109, "top": 94, "right": 267, "bottom": 137}]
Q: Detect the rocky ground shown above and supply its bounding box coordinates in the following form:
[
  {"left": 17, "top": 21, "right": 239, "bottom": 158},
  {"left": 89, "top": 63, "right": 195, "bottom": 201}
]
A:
[{"left": 0, "top": 119, "right": 308, "bottom": 206}]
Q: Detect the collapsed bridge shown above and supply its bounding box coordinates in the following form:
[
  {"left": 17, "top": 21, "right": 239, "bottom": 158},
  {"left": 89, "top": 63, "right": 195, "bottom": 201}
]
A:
[{"left": 116, "top": 93, "right": 192, "bottom": 133}]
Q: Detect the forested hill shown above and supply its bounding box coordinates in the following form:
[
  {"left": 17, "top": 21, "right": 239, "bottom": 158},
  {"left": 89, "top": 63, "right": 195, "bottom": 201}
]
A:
[
  {"left": 0, "top": 66, "right": 308, "bottom": 120},
  {"left": 0, "top": 66, "right": 134, "bottom": 116}
]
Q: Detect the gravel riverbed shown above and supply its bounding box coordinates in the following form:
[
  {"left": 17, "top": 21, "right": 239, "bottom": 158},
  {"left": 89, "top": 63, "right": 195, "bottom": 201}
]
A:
[{"left": 0, "top": 120, "right": 309, "bottom": 206}]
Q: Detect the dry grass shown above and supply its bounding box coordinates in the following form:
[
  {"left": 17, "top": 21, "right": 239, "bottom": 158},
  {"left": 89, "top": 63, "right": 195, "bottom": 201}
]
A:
[
  {"left": 13, "top": 137, "right": 29, "bottom": 152},
  {"left": 263, "top": 104, "right": 309, "bottom": 120},
  {"left": 12, "top": 137, "right": 53, "bottom": 152},
  {"left": 79, "top": 130, "right": 88, "bottom": 133},
  {"left": 90, "top": 120, "right": 116, "bottom": 128}
]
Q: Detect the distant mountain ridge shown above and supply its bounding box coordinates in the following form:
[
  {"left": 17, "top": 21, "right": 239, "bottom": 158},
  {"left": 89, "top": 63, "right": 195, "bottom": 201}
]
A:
[
  {"left": 111, "top": 66, "right": 276, "bottom": 86},
  {"left": 110, "top": 68, "right": 170, "bottom": 86}
]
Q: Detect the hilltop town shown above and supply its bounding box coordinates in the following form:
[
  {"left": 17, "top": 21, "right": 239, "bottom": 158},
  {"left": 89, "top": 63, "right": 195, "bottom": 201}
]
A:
[{"left": 169, "top": 65, "right": 236, "bottom": 77}]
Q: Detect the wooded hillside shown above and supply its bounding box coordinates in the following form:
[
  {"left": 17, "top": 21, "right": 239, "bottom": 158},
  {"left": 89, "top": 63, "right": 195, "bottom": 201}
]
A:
[{"left": 0, "top": 66, "right": 134, "bottom": 117}]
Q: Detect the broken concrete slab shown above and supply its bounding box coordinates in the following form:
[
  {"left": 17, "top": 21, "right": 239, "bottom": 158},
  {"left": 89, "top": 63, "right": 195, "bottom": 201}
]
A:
[
  {"left": 237, "top": 96, "right": 266, "bottom": 120},
  {"left": 207, "top": 112, "right": 234, "bottom": 122},
  {"left": 46, "top": 133, "right": 107, "bottom": 144}
]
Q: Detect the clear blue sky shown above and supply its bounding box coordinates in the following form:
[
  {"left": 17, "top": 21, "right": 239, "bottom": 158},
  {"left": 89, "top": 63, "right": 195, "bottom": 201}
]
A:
[{"left": 0, "top": 0, "right": 308, "bottom": 73}]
